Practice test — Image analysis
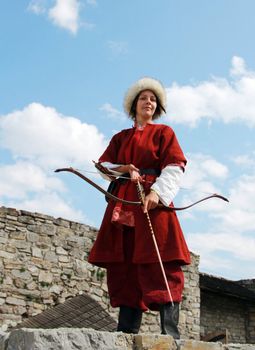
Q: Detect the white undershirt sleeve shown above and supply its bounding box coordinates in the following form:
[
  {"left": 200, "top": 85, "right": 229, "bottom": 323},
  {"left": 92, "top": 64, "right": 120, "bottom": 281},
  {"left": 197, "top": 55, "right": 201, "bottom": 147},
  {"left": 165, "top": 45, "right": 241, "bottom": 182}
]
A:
[
  {"left": 97, "top": 162, "right": 124, "bottom": 181},
  {"left": 151, "top": 165, "right": 183, "bottom": 207}
]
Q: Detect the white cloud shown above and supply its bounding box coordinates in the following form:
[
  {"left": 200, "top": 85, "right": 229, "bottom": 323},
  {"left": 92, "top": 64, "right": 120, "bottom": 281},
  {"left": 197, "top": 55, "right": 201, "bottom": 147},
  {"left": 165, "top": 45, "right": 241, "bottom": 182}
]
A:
[
  {"left": 169, "top": 153, "right": 229, "bottom": 223},
  {"left": 27, "top": 0, "right": 47, "bottom": 14},
  {"left": 188, "top": 231, "right": 255, "bottom": 262},
  {"left": 0, "top": 161, "right": 86, "bottom": 223},
  {"left": 180, "top": 153, "right": 255, "bottom": 233},
  {"left": 100, "top": 103, "right": 125, "bottom": 121},
  {"left": 181, "top": 153, "right": 228, "bottom": 193},
  {"left": 187, "top": 230, "right": 255, "bottom": 279},
  {"left": 199, "top": 254, "right": 233, "bottom": 273},
  {"left": 0, "top": 103, "right": 107, "bottom": 222},
  {"left": 232, "top": 153, "right": 255, "bottom": 168},
  {"left": 0, "top": 102, "right": 106, "bottom": 169},
  {"left": 187, "top": 232, "right": 255, "bottom": 269},
  {"left": 201, "top": 158, "right": 229, "bottom": 179},
  {"left": 48, "top": 0, "right": 81, "bottom": 34},
  {"left": 0, "top": 161, "right": 64, "bottom": 199},
  {"left": 28, "top": 0, "right": 94, "bottom": 34},
  {"left": 180, "top": 152, "right": 255, "bottom": 279},
  {"left": 230, "top": 56, "right": 249, "bottom": 77},
  {"left": 212, "top": 174, "right": 255, "bottom": 233},
  {"left": 166, "top": 56, "right": 255, "bottom": 127}
]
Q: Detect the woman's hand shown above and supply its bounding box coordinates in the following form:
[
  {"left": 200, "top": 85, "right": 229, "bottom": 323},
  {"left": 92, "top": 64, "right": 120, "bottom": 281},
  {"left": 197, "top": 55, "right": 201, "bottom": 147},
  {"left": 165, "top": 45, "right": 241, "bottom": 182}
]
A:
[
  {"left": 113, "top": 164, "right": 143, "bottom": 183},
  {"left": 143, "top": 190, "right": 159, "bottom": 213},
  {"left": 128, "top": 164, "right": 143, "bottom": 183}
]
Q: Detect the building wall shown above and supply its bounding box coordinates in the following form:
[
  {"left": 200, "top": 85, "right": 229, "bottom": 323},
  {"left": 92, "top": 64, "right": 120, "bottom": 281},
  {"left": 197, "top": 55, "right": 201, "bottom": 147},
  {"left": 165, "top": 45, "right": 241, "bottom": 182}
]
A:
[
  {"left": 246, "top": 306, "right": 255, "bottom": 344},
  {"left": 0, "top": 206, "right": 200, "bottom": 339},
  {"left": 200, "top": 290, "right": 252, "bottom": 344},
  {"left": 238, "top": 279, "right": 255, "bottom": 294},
  {"left": 236, "top": 279, "right": 255, "bottom": 343}
]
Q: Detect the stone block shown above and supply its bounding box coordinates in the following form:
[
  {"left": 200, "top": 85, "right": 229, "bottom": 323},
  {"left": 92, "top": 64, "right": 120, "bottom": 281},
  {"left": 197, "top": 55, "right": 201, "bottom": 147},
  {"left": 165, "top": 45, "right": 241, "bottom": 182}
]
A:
[
  {"left": 9, "top": 231, "right": 26, "bottom": 240},
  {"left": 56, "top": 246, "right": 68, "bottom": 255},
  {"left": 0, "top": 251, "right": 15, "bottom": 259},
  {"left": 5, "top": 225, "right": 16, "bottom": 231},
  {"left": 34, "top": 212, "right": 54, "bottom": 221},
  {"left": 134, "top": 334, "right": 177, "bottom": 349},
  {"left": 49, "top": 284, "right": 63, "bottom": 295},
  {"left": 27, "top": 224, "right": 42, "bottom": 233},
  {"left": 31, "top": 257, "right": 43, "bottom": 267},
  {"left": 6, "top": 297, "right": 26, "bottom": 307},
  {"left": 58, "top": 255, "right": 70, "bottom": 263},
  {"left": 27, "top": 265, "right": 39, "bottom": 275},
  {"left": 38, "top": 235, "right": 51, "bottom": 245},
  {"left": 54, "top": 218, "right": 71, "bottom": 227},
  {"left": 2, "top": 276, "right": 13, "bottom": 285},
  {"left": 11, "top": 270, "right": 31, "bottom": 280},
  {"left": 32, "top": 247, "right": 42, "bottom": 258},
  {"left": 10, "top": 240, "right": 30, "bottom": 252},
  {"left": 14, "top": 279, "right": 27, "bottom": 289},
  {"left": 44, "top": 251, "right": 58, "bottom": 262},
  {"left": 26, "top": 281, "right": 37, "bottom": 290},
  {"left": 38, "top": 271, "right": 53, "bottom": 284},
  {"left": 26, "top": 232, "right": 39, "bottom": 242},
  {"left": 18, "top": 215, "right": 35, "bottom": 224},
  {"left": 3, "top": 260, "right": 22, "bottom": 269},
  {"left": 180, "top": 340, "right": 223, "bottom": 349},
  {"left": 39, "top": 224, "right": 56, "bottom": 236},
  {"left": 5, "top": 245, "right": 16, "bottom": 254},
  {"left": 0, "top": 237, "right": 8, "bottom": 244},
  {"left": 6, "top": 328, "right": 134, "bottom": 350},
  {"left": 13, "top": 305, "right": 27, "bottom": 315},
  {"left": 0, "top": 231, "right": 8, "bottom": 238}
]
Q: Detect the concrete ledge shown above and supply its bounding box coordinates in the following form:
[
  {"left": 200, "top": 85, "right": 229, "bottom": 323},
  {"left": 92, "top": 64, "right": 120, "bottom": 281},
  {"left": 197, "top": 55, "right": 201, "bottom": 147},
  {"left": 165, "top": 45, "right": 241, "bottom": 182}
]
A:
[{"left": 1, "top": 328, "right": 255, "bottom": 350}]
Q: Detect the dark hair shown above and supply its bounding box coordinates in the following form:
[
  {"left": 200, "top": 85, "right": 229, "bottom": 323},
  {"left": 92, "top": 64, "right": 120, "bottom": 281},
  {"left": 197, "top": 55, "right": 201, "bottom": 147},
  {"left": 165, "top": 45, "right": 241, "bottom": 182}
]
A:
[{"left": 129, "top": 91, "right": 166, "bottom": 120}]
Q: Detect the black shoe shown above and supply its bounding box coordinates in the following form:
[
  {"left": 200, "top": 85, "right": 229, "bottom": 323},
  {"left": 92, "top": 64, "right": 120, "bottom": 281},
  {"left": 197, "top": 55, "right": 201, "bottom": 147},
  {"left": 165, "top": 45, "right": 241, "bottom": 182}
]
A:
[
  {"left": 117, "top": 305, "right": 143, "bottom": 334},
  {"left": 159, "top": 302, "right": 180, "bottom": 339}
]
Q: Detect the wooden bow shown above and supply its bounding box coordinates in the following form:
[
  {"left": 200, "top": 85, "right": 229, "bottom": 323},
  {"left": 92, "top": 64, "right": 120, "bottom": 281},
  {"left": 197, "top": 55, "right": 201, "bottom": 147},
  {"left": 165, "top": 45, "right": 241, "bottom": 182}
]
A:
[{"left": 54, "top": 167, "right": 229, "bottom": 211}]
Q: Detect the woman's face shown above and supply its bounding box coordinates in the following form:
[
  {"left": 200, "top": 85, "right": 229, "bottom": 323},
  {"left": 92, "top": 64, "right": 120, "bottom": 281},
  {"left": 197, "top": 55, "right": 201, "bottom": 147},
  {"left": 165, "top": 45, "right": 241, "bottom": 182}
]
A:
[{"left": 135, "top": 90, "right": 157, "bottom": 123}]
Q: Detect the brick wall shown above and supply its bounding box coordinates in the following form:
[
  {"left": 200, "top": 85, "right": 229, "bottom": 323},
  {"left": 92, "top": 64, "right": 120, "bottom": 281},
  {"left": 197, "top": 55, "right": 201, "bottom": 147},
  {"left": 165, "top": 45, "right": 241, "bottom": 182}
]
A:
[
  {"left": 236, "top": 279, "right": 255, "bottom": 343},
  {"left": 200, "top": 290, "right": 254, "bottom": 344}
]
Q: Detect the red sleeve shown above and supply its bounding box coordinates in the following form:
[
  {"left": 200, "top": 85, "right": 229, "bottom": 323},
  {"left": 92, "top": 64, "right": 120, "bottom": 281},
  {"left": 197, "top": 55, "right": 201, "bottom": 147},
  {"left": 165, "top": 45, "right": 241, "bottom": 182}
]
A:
[{"left": 159, "top": 126, "right": 187, "bottom": 170}]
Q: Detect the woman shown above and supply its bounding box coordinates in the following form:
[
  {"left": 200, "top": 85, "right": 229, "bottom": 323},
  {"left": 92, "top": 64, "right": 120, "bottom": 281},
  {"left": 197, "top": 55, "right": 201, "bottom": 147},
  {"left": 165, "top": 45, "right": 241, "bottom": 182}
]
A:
[{"left": 88, "top": 77, "right": 190, "bottom": 339}]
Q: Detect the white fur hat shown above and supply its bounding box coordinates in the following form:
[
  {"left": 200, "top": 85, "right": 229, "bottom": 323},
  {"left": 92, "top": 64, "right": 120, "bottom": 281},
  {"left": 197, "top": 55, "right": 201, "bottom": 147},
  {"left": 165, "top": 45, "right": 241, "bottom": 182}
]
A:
[{"left": 123, "top": 77, "right": 167, "bottom": 118}]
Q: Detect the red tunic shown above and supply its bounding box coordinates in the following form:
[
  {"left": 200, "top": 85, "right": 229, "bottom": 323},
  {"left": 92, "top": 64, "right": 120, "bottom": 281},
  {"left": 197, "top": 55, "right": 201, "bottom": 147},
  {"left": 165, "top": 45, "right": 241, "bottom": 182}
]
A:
[{"left": 88, "top": 124, "right": 191, "bottom": 267}]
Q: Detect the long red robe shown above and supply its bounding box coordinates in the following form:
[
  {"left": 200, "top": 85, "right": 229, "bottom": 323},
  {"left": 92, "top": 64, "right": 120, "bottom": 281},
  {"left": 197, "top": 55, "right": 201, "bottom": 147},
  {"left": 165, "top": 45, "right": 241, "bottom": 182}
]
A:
[{"left": 88, "top": 124, "right": 191, "bottom": 267}]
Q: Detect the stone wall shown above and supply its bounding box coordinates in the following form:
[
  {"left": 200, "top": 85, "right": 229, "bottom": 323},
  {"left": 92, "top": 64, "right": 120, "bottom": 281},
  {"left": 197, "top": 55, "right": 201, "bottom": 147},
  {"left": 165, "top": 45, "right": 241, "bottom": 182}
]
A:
[
  {"left": 200, "top": 290, "right": 255, "bottom": 344},
  {"left": 2, "top": 328, "right": 255, "bottom": 350},
  {"left": 0, "top": 206, "right": 200, "bottom": 339},
  {"left": 181, "top": 258, "right": 200, "bottom": 339}
]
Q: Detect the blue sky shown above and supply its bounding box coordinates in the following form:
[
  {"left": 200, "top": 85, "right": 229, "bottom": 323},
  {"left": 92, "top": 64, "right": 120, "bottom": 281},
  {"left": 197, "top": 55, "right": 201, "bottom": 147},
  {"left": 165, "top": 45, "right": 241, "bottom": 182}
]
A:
[{"left": 1, "top": 0, "right": 255, "bottom": 280}]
